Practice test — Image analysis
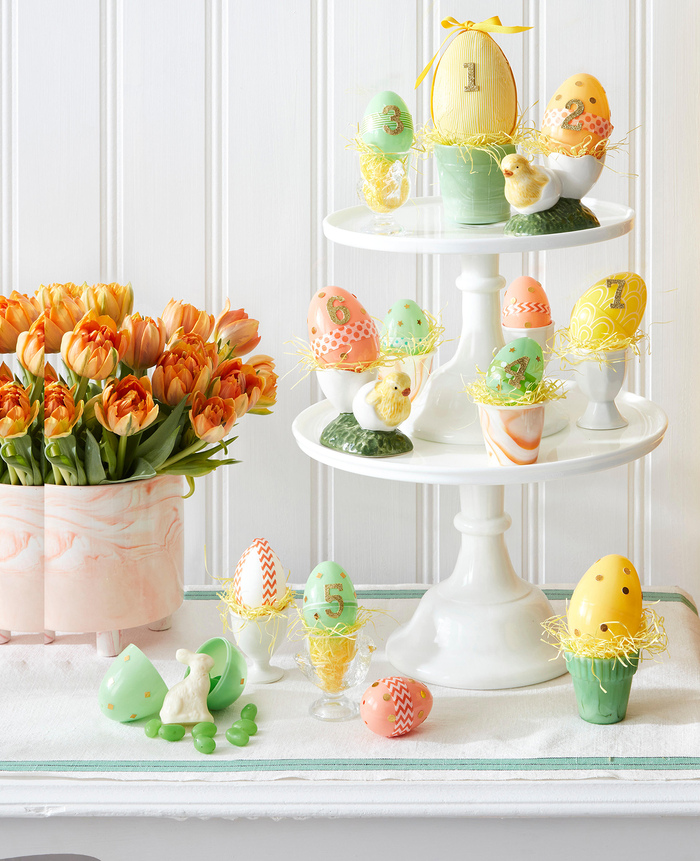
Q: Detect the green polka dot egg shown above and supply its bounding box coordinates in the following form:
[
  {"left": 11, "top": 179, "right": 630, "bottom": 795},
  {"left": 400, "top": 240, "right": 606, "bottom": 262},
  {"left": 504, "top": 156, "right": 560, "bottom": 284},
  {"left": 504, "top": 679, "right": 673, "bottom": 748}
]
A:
[
  {"left": 486, "top": 337, "right": 544, "bottom": 400},
  {"left": 360, "top": 91, "right": 414, "bottom": 160},
  {"left": 383, "top": 299, "right": 430, "bottom": 356},
  {"left": 302, "top": 561, "right": 358, "bottom": 631}
]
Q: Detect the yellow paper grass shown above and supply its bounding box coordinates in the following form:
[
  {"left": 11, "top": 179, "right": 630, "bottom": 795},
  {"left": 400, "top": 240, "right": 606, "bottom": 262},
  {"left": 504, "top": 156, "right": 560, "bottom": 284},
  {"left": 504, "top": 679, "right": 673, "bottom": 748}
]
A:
[
  {"left": 550, "top": 326, "right": 649, "bottom": 368},
  {"left": 520, "top": 128, "right": 630, "bottom": 163},
  {"left": 349, "top": 134, "right": 422, "bottom": 214},
  {"left": 217, "top": 585, "right": 295, "bottom": 653},
  {"left": 380, "top": 308, "right": 446, "bottom": 360},
  {"left": 464, "top": 370, "right": 568, "bottom": 407},
  {"left": 288, "top": 336, "right": 396, "bottom": 381},
  {"left": 542, "top": 607, "right": 668, "bottom": 663},
  {"left": 418, "top": 107, "right": 534, "bottom": 154}
]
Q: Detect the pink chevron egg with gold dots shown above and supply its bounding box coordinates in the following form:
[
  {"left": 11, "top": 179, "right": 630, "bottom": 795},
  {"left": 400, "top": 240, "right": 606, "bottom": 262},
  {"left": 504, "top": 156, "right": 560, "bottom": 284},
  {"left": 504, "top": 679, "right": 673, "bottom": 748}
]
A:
[
  {"left": 360, "top": 676, "right": 433, "bottom": 738},
  {"left": 232, "top": 538, "right": 286, "bottom": 609}
]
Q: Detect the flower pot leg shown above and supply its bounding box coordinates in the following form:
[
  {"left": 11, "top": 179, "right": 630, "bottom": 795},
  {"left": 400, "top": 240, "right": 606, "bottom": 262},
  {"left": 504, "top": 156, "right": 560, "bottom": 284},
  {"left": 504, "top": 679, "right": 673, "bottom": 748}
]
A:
[
  {"left": 148, "top": 616, "right": 172, "bottom": 632},
  {"left": 0, "top": 630, "right": 10, "bottom": 644},
  {"left": 44, "top": 630, "right": 55, "bottom": 644},
  {"left": 96, "top": 629, "right": 124, "bottom": 658}
]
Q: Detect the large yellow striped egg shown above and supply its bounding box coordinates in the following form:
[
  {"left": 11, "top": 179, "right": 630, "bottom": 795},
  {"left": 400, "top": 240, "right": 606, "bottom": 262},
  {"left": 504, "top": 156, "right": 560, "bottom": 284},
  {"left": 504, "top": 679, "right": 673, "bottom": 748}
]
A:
[
  {"left": 569, "top": 272, "right": 646, "bottom": 349},
  {"left": 567, "top": 555, "right": 643, "bottom": 640},
  {"left": 431, "top": 29, "right": 517, "bottom": 142}
]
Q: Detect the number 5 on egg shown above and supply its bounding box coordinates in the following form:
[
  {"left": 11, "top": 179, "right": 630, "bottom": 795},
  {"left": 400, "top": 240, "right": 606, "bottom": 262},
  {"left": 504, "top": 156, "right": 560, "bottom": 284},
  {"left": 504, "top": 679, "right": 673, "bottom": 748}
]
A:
[{"left": 324, "top": 583, "right": 345, "bottom": 618}]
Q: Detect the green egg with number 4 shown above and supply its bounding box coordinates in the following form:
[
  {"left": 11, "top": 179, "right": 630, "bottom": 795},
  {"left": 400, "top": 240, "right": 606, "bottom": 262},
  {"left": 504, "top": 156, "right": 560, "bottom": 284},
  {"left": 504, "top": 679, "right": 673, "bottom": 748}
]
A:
[
  {"left": 302, "top": 561, "right": 358, "bottom": 631},
  {"left": 360, "top": 91, "right": 414, "bottom": 159},
  {"left": 485, "top": 337, "right": 544, "bottom": 400}
]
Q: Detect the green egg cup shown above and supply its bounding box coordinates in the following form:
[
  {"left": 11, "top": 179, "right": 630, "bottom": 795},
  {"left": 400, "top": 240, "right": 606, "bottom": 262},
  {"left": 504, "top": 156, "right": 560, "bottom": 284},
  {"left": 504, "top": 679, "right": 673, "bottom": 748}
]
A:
[
  {"left": 193, "top": 637, "right": 247, "bottom": 711},
  {"left": 98, "top": 643, "right": 168, "bottom": 723},
  {"left": 565, "top": 652, "right": 640, "bottom": 725},
  {"left": 435, "top": 143, "right": 514, "bottom": 225}
]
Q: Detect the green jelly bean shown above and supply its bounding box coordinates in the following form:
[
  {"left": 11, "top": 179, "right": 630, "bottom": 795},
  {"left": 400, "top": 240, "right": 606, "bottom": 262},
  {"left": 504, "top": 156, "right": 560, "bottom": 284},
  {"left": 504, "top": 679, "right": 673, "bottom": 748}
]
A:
[
  {"left": 194, "top": 735, "right": 216, "bottom": 755},
  {"left": 159, "top": 723, "right": 186, "bottom": 742},
  {"left": 241, "top": 703, "right": 257, "bottom": 722},
  {"left": 192, "top": 721, "right": 217, "bottom": 738},
  {"left": 226, "top": 727, "right": 249, "bottom": 747},
  {"left": 233, "top": 718, "right": 257, "bottom": 736},
  {"left": 144, "top": 718, "right": 162, "bottom": 738},
  {"left": 209, "top": 675, "right": 221, "bottom": 693}
]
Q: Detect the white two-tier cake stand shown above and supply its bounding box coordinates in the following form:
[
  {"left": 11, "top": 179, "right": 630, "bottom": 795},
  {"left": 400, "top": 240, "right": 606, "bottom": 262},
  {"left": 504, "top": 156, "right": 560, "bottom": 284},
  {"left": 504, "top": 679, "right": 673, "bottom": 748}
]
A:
[{"left": 292, "top": 197, "right": 667, "bottom": 690}]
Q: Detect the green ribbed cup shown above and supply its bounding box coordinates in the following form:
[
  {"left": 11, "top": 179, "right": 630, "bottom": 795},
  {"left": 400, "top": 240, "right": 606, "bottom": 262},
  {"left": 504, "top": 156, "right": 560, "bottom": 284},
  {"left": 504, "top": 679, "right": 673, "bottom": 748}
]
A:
[
  {"left": 565, "top": 652, "right": 639, "bottom": 725},
  {"left": 435, "top": 144, "right": 514, "bottom": 225}
]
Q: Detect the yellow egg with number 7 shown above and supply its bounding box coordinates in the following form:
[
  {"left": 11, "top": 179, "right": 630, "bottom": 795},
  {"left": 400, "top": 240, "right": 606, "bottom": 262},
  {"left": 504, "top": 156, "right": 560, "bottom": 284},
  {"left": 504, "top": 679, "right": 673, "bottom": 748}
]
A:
[
  {"left": 569, "top": 272, "right": 647, "bottom": 349},
  {"left": 302, "top": 561, "right": 358, "bottom": 631},
  {"left": 567, "top": 554, "right": 643, "bottom": 641}
]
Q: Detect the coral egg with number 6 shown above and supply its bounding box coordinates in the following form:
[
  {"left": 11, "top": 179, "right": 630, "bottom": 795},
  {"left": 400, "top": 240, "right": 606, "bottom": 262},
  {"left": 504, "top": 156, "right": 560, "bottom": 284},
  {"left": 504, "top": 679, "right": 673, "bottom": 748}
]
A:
[
  {"left": 307, "top": 288, "right": 380, "bottom": 370},
  {"left": 302, "top": 561, "right": 358, "bottom": 631},
  {"left": 541, "top": 73, "right": 612, "bottom": 157}
]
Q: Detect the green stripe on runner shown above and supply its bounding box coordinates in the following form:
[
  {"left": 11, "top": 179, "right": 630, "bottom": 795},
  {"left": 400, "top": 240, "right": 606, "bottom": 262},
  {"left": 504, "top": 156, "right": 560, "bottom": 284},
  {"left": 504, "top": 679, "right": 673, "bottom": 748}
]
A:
[
  {"left": 2, "top": 757, "right": 700, "bottom": 773},
  {"left": 185, "top": 587, "right": 697, "bottom": 614}
]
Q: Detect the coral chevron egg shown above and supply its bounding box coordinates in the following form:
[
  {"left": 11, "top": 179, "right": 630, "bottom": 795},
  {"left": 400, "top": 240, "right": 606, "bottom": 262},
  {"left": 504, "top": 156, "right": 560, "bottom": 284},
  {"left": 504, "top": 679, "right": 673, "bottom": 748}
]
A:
[
  {"left": 360, "top": 676, "right": 433, "bottom": 737},
  {"left": 502, "top": 277, "right": 551, "bottom": 329},
  {"left": 233, "top": 538, "right": 286, "bottom": 609}
]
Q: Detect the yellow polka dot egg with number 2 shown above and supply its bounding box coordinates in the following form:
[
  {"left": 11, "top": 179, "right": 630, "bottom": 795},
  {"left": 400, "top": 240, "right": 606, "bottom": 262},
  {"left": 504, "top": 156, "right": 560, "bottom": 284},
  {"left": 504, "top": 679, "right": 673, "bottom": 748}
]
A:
[
  {"left": 569, "top": 272, "right": 647, "bottom": 350},
  {"left": 302, "top": 561, "right": 358, "bottom": 631},
  {"left": 307, "top": 287, "right": 380, "bottom": 370},
  {"left": 567, "top": 554, "right": 643, "bottom": 641},
  {"left": 431, "top": 26, "right": 518, "bottom": 141},
  {"left": 542, "top": 73, "right": 612, "bottom": 157}
]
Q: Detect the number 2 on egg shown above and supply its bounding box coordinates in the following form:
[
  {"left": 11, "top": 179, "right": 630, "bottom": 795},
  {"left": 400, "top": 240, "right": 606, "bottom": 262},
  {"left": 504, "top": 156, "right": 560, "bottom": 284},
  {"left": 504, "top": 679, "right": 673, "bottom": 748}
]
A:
[
  {"left": 324, "top": 583, "right": 345, "bottom": 618},
  {"left": 561, "top": 98, "right": 585, "bottom": 131}
]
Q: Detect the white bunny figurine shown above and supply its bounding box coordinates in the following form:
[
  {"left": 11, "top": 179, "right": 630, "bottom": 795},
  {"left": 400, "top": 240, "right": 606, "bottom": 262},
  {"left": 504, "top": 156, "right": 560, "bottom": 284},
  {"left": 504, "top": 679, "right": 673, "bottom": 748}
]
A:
[{"left": 160, "top": 649, "right": 215, "bottom": 725}]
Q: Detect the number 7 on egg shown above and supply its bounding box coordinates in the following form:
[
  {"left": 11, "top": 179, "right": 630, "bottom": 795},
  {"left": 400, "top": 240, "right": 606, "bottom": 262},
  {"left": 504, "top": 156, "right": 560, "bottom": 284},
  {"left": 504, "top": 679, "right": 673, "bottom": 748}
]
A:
[{"left": 324, "top": 583, "right": 345, "bottom": 618}]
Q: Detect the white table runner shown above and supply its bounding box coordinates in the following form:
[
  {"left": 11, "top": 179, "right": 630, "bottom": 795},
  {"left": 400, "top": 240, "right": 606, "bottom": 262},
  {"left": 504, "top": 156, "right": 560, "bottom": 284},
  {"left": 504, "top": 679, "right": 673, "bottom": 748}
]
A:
[{"left": 0, "top": 585, "right": 698, "bottom": 783}]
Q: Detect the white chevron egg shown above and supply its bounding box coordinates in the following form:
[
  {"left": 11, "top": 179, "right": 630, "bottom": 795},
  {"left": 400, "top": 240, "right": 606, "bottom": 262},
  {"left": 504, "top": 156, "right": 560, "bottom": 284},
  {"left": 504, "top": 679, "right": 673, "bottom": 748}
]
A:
[{"left": 232, "top": 538, "right": 287, "bottom": 609}]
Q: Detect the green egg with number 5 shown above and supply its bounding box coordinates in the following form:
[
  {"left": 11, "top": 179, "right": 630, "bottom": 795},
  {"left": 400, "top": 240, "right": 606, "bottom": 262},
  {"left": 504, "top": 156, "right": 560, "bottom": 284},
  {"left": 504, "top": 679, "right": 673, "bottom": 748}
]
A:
[
  {"left": 360, "top": 91, "right": 414, "bottom": 159},
  {"left": 302, "top": 561, "right": 358, "bottom": 631},
  {"left": 485, "top": 337, "right": 543, "bottom": 400}
]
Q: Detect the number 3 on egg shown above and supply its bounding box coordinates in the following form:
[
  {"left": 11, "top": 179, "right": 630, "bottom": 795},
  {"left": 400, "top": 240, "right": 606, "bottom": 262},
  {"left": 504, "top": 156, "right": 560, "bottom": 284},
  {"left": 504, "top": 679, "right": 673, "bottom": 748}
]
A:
[
  {"left": 326, "top": 296, "right": 351, "bottom": 325},
  {"left": 324, "top": 583, "right": 345, "bottom": 618},
  {"left": 382, "top": 105, "right": 404, "bottom": 136}
]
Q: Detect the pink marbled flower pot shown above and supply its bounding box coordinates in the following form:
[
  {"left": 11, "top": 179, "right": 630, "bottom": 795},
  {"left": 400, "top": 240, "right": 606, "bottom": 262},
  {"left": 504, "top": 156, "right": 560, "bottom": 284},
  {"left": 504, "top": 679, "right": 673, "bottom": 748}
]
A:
[
  {"left": 0, "top": 485, "right": 44, "bottom": 632},
  {"left": 44, "top": 475, "right": 184, "bottom": 633}
]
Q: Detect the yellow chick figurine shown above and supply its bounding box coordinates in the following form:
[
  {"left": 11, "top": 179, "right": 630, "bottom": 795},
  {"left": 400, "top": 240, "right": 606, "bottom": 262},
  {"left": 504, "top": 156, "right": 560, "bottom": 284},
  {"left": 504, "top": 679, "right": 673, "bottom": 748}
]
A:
[
  {"left": 352, "top": 372, "right": 411, "bottom": 432},
  {"left": 501, "top": 153, "right": 562, "bottom": 215}
]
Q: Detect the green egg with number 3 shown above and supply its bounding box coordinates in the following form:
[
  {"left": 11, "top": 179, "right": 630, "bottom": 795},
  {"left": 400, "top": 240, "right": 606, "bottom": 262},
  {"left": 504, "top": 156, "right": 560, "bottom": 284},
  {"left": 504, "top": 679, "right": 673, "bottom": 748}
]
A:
[
  {"left": 360, "top": 91, "right": 414, "bottom": 160},
  {"left": 486, "top": 337, "right": 544, "bottom": 400},
  {"left": 302, "top": 561, "right": 358, "bottom": 631}
]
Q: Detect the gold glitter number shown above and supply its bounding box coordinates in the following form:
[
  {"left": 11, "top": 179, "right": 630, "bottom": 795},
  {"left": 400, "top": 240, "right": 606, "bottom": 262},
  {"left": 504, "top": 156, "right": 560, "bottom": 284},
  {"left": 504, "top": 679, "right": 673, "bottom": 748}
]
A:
[
  {"left": 326, "top": 296, "right": 351, "bottom": 325},
  {"left": 324, "top": 583, "right": 345, "bottom": 618},
  {"left": 382, "top": 105, "right": 404, "bottom": 136},
  {"left": 463, "top": 62, "right": 479, "bottom": 92},
  {"left": 608, "top": 278, "right": 626, "bottom": 309},
  {"left": 561, "top": 98, "right": 585, "bottom": 131},
  {"left": 505, "top": 356, "right": 530, "bottom": 387}
]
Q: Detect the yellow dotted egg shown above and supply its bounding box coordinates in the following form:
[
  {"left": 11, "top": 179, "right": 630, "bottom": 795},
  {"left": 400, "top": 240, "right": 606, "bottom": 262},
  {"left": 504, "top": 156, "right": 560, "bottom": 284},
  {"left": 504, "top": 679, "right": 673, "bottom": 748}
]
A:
[
  {"left": 567, "top": 554, "right": 643, "bottom": 640},
  {"left": 569, "top": 272, "right": 647, "bottom": 349}
]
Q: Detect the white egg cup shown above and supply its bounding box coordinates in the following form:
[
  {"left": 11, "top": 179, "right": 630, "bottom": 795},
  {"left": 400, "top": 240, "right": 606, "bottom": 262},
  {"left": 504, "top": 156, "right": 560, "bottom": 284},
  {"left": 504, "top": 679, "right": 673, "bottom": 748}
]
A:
[
  {"left": 229, "top": 611, "right": 287, "bottom": 684},
  {"left": 546, "top": 152, "right": 605, "bottom": 200},
  {"left": 316, "top": 367, "right": 378, "bottom": 414},
  {"left": 576, "top": 348, "right": 628, "bottom": 430}
]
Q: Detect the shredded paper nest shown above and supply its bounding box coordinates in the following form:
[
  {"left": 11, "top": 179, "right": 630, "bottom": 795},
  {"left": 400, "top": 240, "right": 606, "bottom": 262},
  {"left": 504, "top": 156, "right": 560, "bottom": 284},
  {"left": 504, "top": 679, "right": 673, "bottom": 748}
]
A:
[
  {"left": 551, "top": 327, "right": 649, "bottom": 367},
  {"left": 418, "top": 108, "right": 534, "bottom": 154},
  {"left": 464, "top": 371, "right": 567, "bottom": 407},
  {"left": 380, "top": 309, "right": 446, "bottom": 359}
]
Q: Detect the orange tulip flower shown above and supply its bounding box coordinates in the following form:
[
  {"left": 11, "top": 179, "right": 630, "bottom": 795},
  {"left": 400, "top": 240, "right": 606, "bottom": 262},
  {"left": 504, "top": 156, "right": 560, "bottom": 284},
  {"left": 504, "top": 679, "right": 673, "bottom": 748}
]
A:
[
  {"left": 152, "top": 333, "right": 213, "bottom": 406},
  {"left": 0, "top": 382, "right": 39, "bottom": 439},
  {"left": 94, "top": 375, "right": 159, "bottom": 437},
  {"left": 16, "top": 316, "right": 46, "bottom": 378},
  {"left": 122, "top": 313, "right": 167, "bottom": 370},
  {"left": 213, "top": 299, "right": 261, "bottom": 357},
  {"left": 83, "top": 282, "right": 134, "bottom": 326},
  {"left": 245, "top": 354, "right": 278, "bottom": 411},
  {"left": 0, "top": 362, "right": 13, "bottom": 383},
  {"left": 189, "top": 391, "right": 237, "bottom": 444},
  {"left": 0, "top": 294, "right": 36, "bottom": 352},
  {"left": 161, "top": 299, "right": 214, "bottom": 341},
  {"left": 44, "top": 381, "right": 84, "bottom": 440},
  {"left": 61, "top": 310, "right": 129, "bottom": 380},
  {"left": 37, "top": 287, "right": 85, "bottom": 353}
]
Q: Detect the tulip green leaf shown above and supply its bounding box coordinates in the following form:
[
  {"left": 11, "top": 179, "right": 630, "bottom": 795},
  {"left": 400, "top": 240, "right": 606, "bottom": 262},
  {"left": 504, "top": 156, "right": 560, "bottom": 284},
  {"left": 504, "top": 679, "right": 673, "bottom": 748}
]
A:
[
  {"left": 98, "top": 457, "right": 157, "bottom": 484},
  {"left": 84, "top": 429, "right": 106, "bottom": 485},
  {"left": 135, "top": 397, "right": 187, "bottom": 468},
  {"left": 100, "top": 431, "right": 117, "bottom": 477}
]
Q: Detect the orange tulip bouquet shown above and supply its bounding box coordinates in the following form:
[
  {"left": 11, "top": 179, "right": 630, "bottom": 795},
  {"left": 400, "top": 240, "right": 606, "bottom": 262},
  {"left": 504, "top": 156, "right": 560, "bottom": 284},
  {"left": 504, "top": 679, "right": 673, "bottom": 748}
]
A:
[{"left": 0, "top": 282, "right": 277, "bottom": 493}]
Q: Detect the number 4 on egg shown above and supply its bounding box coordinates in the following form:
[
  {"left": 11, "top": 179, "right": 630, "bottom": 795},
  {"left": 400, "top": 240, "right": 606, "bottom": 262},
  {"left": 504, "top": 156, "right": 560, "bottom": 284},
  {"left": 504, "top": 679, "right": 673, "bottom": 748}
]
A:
[
  {"left": 505, "top": 356, "right": 530, "bottom": 387},
  {"left": 324, "top": 583, "right": 345, "bottom": 618}
]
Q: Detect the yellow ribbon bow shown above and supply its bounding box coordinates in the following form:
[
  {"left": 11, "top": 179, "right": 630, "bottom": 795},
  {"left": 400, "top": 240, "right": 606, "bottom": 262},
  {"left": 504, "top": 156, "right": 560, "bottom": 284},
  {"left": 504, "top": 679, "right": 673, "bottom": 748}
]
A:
[{"left": 415, "top": 15, "right": 532, "bottom": 89}]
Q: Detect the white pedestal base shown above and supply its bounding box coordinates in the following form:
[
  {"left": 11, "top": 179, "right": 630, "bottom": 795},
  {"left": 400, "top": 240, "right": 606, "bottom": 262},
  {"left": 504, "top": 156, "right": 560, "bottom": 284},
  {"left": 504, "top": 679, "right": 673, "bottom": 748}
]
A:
[{"left": 386, "top": 484, "right": 565, "bottom": 689}]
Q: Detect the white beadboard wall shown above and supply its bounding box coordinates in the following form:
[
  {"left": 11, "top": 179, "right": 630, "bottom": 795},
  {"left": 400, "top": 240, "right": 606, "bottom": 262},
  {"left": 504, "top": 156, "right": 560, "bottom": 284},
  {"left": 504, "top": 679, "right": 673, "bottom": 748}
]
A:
[{"left": 1, "top": 0, "right": 698, "bottom": 591}]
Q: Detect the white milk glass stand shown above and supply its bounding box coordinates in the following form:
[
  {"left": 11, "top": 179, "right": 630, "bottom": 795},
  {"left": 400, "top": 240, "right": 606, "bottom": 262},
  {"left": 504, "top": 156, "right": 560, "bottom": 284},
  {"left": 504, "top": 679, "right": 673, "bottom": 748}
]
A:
[{"left": 293, "top": 197, "right": 667, "bottom": 690}]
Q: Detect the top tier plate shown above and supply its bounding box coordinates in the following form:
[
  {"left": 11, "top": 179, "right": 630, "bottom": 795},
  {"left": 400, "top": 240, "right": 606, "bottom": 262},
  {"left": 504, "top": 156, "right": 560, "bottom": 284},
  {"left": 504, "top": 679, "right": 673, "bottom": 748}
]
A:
[{"left": 323, "top": 196, "right": 634, "bottom": 254}]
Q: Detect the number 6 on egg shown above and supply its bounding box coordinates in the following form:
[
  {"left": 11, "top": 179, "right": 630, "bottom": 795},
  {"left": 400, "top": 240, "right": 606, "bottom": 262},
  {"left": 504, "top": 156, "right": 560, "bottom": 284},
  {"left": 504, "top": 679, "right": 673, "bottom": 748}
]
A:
[{"left": 324, "top": 583, "right": 345, "bottom": 618}]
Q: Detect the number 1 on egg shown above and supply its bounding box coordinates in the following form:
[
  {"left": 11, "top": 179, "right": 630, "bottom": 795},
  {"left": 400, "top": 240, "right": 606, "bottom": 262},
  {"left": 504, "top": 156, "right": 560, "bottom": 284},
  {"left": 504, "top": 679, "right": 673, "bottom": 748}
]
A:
[
  {"left": 324, "top": 583, "right": 345, "bottom": 618},
  {"left": 463, "top": 62, "right": 479, "bottom": 92}
]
